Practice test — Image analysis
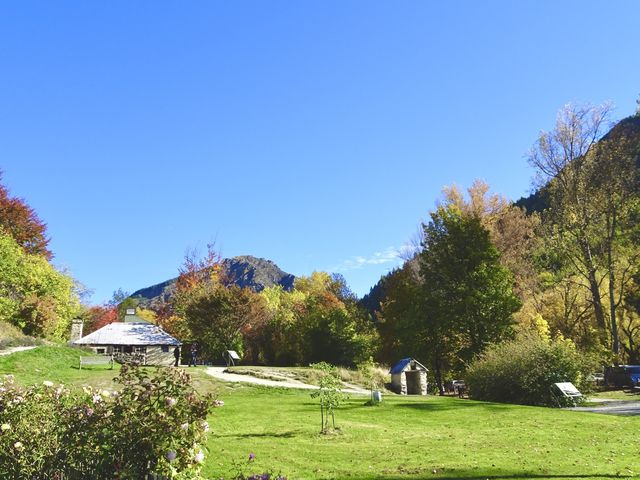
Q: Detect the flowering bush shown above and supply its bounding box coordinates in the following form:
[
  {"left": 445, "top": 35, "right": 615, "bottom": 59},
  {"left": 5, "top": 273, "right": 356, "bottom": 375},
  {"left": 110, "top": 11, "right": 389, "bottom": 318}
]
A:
[{"left": 0, "top": 366, "right": 217, "bottom": 479}]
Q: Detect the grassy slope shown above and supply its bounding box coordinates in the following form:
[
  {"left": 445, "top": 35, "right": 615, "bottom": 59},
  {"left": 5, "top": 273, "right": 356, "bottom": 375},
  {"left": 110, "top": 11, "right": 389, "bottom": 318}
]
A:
[
  {"left": 204, "top": 385, "right": 639, "bottom": 480},
  {"left": 0, "top": 320, "right": 41, "bottom": 349},
  {"left": 1, "top": 347, "right": 638, "bottom": 480},
  {"left": 0, "top": 345, "right": 120, "bottom": 388}
]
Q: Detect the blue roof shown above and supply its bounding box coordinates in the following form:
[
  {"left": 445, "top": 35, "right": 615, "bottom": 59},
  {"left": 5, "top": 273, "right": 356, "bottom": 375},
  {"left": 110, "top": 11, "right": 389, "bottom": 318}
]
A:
[
  {"left": 389, "top": 357, "right": 428, "bottom": 374},
  {"left": 390, "top": 358, "right": 413, "bottom": 374}
]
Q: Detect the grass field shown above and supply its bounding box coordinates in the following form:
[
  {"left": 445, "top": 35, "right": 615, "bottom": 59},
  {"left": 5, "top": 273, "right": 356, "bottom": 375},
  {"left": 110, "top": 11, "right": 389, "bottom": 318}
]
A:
[
  {"left": 1, "top": 346, "right": 638, "bottom": 480},
  {"left": 0, "top": 345, "right": 121, "bottom": 389}
]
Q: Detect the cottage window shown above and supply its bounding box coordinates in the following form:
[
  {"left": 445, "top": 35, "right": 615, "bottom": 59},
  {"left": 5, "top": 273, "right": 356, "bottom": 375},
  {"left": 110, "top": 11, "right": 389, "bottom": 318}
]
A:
[
  {"left": 96, "top": 348, "right": 106, "bottom": 354},
  {"left": 134, "top": 346, "right": 147, "bottom": 354},
  {"left": 161, "top": 346, "right": 169, "bottom": 353},
  {"left": 112, "top": 346, "right": 122, "bottom": 353}
]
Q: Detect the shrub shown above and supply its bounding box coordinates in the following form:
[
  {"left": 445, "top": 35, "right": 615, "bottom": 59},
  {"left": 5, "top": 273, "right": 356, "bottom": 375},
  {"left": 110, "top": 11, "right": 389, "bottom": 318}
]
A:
[
  {"left": 0, "top": 365, "right": 217, "bottom": 479},
  {"left": 465, "top": 336, "right": 595, "bottom": 407},
  {"left": 309, "top": 362, "right": 347, "bottom": 433}
]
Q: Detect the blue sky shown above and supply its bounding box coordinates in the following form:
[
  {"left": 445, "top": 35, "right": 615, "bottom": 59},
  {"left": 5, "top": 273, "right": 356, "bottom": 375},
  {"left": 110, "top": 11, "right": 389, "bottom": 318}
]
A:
[{"left": 1, "top": 1, "right": 638, "bottom": 303}]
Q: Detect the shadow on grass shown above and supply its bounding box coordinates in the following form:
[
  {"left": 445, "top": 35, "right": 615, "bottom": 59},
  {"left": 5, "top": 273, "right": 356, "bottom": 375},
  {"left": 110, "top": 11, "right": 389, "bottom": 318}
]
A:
[
  {"left": 393, "top": 400, "right": 514, "bottom": 412},
  {"left": 352, "top": 472, "right": 632, "bottom": 480},
  {"left": 216, "top": 431, "right": 299, "bottom": 439}
]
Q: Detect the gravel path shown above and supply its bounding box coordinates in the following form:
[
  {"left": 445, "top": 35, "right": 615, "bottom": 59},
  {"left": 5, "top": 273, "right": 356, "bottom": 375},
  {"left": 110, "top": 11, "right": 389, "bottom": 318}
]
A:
[
  {"left": 0, "top": 346, "right": 37, "bottom": 356},
  {"left": 570, "top": 400, "right": 640, "bottom": 416},
  {"left": 204, "top": 366, "right": 369, "bottom": 395}
]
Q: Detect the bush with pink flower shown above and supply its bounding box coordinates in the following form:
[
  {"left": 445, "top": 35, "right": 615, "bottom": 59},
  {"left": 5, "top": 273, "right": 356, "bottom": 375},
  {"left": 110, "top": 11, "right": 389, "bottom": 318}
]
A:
[{"left": 0, "top": 366, "right": 217, "bottom": 479}]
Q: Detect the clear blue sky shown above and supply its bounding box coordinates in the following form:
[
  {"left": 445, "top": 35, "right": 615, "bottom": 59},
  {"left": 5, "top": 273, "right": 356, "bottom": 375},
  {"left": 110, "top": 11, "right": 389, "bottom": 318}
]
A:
[{"left": 1, "top": 1, "right": 638, "bottom": 303}]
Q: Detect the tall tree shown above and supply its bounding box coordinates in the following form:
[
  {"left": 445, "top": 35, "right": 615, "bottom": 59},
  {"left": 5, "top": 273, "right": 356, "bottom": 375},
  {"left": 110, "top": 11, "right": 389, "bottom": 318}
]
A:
[
  {"left": 418, "top": 206, "right": 521, "bottom": 393},
  {"left": 0, "top": 171, "right": 51, "bottom": 259},
  {"left": 440, "top": 180, "right": 540, "bottom": 301},
  {"left": 528, "top": 104, "right": 640, "bottom": 357}
]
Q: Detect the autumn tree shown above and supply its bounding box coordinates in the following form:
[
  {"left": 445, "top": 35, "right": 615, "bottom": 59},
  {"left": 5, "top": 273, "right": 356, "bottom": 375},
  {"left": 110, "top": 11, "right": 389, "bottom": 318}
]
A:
[
  {"left": 0, "top": 171, "right": 51, "bottom": 259},
  {"left": 81, "top": 305, "right": 118, "bottom": 335},
  {"left": 257, "top": 272, "right": 377, "bottom": 366},
  {"left": 180, "top": 282, "right": 268, "bottom": 361},
  {"left": 0, "top": 231, "right": 79, "bottom": 338},
  {"left": 439, "top": 180, "right": 540, "bottom": 301},
  {"left": 528, "top": 103, "right": 640, "bottom": 357},
  {"left": 418, "top": 205, "right": 521, "bottom": 393}
]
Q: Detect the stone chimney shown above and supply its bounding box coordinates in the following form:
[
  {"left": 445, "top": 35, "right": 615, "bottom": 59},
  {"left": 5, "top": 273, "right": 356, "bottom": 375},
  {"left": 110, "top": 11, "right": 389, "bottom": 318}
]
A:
[{"left": 70, "top": 318, "right": 84, "bottom": 342}]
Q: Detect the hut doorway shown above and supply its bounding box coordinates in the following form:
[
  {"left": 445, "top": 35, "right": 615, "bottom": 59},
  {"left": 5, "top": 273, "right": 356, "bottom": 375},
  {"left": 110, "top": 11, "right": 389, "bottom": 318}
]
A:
[{"left": 405, "top": 370, "right": 423, "bottom": 395}]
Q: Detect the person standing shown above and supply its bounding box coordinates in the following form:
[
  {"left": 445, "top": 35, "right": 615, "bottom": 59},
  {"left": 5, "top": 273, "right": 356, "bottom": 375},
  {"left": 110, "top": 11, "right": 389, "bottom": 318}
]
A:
[
  {"left": 173, "top": 346, "right": 180, "bottom": 367},
  {"left": 189, "top": 342, "right": 198, "bottom": 367}
]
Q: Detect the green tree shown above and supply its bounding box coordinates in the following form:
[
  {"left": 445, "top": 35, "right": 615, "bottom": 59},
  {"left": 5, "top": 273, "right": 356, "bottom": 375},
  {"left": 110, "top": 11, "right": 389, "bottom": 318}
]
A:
[
  {"left": 178, "top": 282, "right": 268, "bottom": 362},
  {"left": 375, "top": 261, "right": 423, "bottom": 365},
  {"left": 0, "top": 231, "right": 80, "bottom": 338},
  {"left": 418, "top": 205, "right": 521, "bottom": 393}
]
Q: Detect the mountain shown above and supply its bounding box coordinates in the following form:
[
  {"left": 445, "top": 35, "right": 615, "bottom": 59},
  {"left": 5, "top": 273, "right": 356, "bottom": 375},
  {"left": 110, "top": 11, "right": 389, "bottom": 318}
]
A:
[{"left": 130, "top": 255, "right": 295, "bottom": 307}]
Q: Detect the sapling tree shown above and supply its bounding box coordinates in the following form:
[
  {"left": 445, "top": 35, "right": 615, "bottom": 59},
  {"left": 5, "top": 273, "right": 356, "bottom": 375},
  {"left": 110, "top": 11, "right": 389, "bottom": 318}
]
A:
[
  {"left": 309, "top": 362, "right": 347, "bottom": 433},
  {"left": 357, "top": 357, "right": 379, "bottom": 404}
]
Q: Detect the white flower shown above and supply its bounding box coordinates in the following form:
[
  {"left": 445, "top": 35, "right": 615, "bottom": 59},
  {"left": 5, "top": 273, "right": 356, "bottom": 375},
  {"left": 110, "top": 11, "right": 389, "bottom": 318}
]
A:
[
  {"left": 194, "top": 450, "right": 204, "bottom": 463},
  {"left": 200, "top": 421, "right": 209, "bottom": 432},
  {"left": 180, "top": 422, "right": 189, "bottom": 431},
  {"left": 100, "top": 390, "right": 111, "bottom": 398},
  {"left": 14, "top": 441, "right": 24, "bottom": 452},
  {"left": 1, "top": 423, "right": 10, "bottom": 432},
  {"left": 165, "top": 397, "right": 177, "bottom": 407},
  {"left": 42, "top": 380, "right": 54, "bottom": 388},
  {"left": 92, "top": 394, "right": 102, "bottom": 404}
]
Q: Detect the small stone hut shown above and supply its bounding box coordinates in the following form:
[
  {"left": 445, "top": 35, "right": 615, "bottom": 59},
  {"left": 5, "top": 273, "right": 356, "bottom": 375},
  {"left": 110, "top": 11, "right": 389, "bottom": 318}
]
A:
[
  {"left": 73, "top": 309, "right": 181, "bottom": 366},
  {"left": 390, "top": 358, "right": 428, "bottom": 395}
]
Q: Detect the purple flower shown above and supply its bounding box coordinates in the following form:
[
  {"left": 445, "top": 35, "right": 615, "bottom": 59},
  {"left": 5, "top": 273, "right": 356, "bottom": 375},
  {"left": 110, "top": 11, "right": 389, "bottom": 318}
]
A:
[
  {"left": 166, "top": 450, "right": 177, "bottom": 462},
  {"left": 248, "top": 452, "right": 256, "bottom": 461}
]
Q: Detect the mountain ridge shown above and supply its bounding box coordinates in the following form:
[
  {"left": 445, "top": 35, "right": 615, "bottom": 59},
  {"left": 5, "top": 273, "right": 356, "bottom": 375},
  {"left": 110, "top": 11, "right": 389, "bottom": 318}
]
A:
[{"left": 130, "top": 255, "right": 295, "bottom": 307}]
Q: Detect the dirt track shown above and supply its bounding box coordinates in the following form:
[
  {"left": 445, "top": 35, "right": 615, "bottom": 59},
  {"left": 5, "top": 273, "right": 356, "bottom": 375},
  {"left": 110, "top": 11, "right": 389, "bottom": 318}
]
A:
[
  {"left": 204, "top": 366, "right": 369, "bottom": 395},
  {"left": 0, "top": 346, "right": 37, "bottom": 356}
]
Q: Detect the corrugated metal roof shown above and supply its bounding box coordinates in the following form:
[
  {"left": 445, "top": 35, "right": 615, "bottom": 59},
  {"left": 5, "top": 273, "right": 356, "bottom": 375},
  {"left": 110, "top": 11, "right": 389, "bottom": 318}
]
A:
[
  {"left": 73, "top": 322, "right": 180, "bottom": 346},
  {"left": 389, "top": 357, "right": 428, "bottom": 374}
]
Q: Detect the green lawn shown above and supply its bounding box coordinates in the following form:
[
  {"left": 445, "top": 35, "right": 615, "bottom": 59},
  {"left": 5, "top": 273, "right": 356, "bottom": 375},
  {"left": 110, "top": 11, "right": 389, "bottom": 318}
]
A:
[
  {"left": 204, "top": 384, "right": 638, "bottom": 480},
  {"left": 2, "top": 346, "right": 638, "bottom": 480},
  {"left": 0, "top": 345, "right": 121, "bottom": 389},
  {"left": 589, "top": 389, "right": 640, "bottom": 401}
]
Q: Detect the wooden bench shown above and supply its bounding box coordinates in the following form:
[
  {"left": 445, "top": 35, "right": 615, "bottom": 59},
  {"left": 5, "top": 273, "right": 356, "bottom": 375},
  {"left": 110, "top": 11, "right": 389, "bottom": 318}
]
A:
[{"left": 79, "top": 355, "right": 114, "bottom": 370}]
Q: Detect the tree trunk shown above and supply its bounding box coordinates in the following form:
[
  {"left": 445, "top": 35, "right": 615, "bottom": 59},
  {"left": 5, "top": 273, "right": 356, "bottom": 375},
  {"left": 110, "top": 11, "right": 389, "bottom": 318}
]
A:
[
  {"left": 606, "top": 210, "right": 620, "bottom": 356},
  {"left": 433, "top": 349, "right": 445, "bottom": 396}
]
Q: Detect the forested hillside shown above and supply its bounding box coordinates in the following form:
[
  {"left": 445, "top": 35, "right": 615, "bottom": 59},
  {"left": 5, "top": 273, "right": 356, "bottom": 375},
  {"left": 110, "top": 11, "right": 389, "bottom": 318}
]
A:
[{"left": 365, "top": 105, "right": 640, "bottom": 393}]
